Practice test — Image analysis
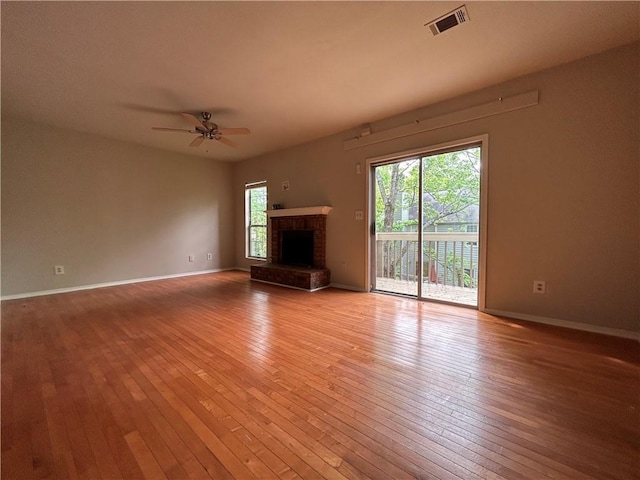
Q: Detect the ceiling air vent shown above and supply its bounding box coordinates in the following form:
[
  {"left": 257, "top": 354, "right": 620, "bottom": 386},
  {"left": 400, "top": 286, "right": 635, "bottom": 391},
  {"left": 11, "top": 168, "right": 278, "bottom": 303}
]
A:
[{"left": 425, "top": 5, "right": 469, "bottom": 36}]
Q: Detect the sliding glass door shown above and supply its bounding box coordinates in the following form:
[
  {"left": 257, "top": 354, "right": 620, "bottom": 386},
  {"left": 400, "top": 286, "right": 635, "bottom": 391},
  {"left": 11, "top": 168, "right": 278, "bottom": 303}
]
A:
[
  {"left": 373, "top": 157, "right": 420, "bottom": 297},
  {"left": 371, "top": 141, "right": 483, "bottom": 307}
]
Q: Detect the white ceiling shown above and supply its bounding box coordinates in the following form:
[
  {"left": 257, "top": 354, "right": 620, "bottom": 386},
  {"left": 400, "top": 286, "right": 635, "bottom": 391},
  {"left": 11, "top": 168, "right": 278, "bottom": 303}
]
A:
[{"left": 2, "top": 1, "right": 638, "bottom": 162}]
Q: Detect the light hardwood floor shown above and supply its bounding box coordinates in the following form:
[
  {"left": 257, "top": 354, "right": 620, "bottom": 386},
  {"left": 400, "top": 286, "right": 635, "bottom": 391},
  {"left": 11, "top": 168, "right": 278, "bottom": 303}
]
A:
[{"left": 2, "top": 270, "right": 638, "bottom": 479}]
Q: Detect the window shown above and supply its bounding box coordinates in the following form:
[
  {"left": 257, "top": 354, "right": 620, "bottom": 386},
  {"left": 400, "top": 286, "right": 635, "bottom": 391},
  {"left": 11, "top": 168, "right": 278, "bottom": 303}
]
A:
[{"left": 245, "top": 181, "right": 267, "bottom": 259}]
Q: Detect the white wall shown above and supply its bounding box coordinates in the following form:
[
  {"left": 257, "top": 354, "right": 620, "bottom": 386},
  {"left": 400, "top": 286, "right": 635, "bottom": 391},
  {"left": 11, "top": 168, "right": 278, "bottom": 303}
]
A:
[
  {"left": 1, "top": 118, "right": 235, "bottom": 296},
  {"left": 234, "top": 42, "right": 639, "bottom": 334}
]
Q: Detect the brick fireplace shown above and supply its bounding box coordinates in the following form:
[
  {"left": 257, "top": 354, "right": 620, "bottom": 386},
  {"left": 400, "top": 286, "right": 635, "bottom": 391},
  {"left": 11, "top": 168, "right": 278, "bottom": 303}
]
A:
[{"left": 250, "top": 206, "right": 331, "bottom": 291}]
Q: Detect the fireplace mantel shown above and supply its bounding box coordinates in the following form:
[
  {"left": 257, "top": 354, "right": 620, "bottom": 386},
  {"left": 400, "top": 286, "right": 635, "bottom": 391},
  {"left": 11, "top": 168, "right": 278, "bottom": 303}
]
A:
[{"left": 267, "top": 206, "right": 332, "bottom": 218}]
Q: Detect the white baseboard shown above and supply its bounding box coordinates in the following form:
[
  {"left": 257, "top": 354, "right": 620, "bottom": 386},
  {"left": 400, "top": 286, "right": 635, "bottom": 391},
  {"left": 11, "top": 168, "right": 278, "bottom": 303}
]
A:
[
  {"left": 1, "top": 268, "right": 235, "bottom": 301},
  {"left": 484, "top": 308, "right": 640, "bottom": 341}
]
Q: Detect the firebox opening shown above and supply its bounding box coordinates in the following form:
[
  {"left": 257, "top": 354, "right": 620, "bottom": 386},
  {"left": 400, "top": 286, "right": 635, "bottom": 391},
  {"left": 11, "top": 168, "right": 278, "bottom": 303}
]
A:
[{"left": 280, "top": 230, "right": 314, "bottom": 268}]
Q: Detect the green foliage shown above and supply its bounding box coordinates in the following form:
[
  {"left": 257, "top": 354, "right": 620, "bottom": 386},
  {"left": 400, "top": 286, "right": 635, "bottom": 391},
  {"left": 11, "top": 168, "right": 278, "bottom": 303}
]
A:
[
  {"left": 375, "top": 147, "right": 480, "bottom": 232},
  {"left": 247, "top": 185, "right": 267, "bottom": 258},
  {"left": 249, "top": 186, "right": 267, "bottom": 226},
  {"left": 422, "top": 148, "right": 479, "bottom": 228},
  {"left": 375, "top": 159, "right": 420, "bottom": 232}
]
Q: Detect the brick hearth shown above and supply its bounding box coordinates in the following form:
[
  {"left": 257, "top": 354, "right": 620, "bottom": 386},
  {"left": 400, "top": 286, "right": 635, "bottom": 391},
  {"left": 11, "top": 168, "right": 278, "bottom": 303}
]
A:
[
  {"left": 250, "top": 263, "right": 330, "bottom": 291},
  {"left": 250, "top": 208, "right": 331, "bottom": 291}
]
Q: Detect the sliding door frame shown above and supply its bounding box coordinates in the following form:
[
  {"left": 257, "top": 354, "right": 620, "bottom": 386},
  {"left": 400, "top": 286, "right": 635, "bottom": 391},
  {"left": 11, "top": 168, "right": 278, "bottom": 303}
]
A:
[{"left": 365, "top": 134, "right": 489, "bottom": 311}]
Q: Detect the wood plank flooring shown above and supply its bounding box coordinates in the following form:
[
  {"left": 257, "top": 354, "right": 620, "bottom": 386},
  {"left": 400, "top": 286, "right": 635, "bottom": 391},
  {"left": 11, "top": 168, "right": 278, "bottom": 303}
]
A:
[{"left": 2, "top": 270, "right": 638, "bottom": 479}]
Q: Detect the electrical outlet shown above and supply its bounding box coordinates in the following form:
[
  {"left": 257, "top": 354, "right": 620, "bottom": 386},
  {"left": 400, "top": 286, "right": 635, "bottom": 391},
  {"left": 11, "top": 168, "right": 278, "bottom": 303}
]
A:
[
  {"left": 355, "top": 210, "right": 364, "bottom": 220},
  {"left": 54, "top": 265, "right": 65, "bottom": 275},
  {"left": 207, "top": 253, "right": 212, "bottom": 260},
  {"left": 282, "top": 180, "right": 290, "bottom": 191},
  {"left": 533, "top": 280, "right": 546, "bottom": 294},
  {"left": 188, "top": 255, "right": 195, "bottom": 262}
]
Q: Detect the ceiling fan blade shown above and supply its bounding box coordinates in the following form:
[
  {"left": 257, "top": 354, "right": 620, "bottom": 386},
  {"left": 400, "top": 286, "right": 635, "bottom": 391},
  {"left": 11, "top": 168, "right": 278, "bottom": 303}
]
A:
[
  {"left": 152, "top": 127, "right": 194, "bottom": 133},
  {"left": 217, "top": 136, "right": 237, "bottom": 148},
  {"left": 216, "top": 127, "right": 251, "bottom": 135},
  {"left": 181, "top": 112, "right": 208, "bottom": 130},
  {"left": 189, "top": 135, "right": 205, "bottom": 147}
]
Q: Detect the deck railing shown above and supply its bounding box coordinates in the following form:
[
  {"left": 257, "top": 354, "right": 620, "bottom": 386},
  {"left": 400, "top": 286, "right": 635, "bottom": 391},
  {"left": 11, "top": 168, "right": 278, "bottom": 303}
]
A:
[{"left": 375, "top": 232, "right": 479, "bottom": 289}]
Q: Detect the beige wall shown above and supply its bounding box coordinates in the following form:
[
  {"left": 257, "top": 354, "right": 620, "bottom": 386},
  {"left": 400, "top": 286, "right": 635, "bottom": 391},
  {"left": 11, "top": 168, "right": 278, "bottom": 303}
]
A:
[
  {"left": 234, "top": 42, "right": 639, "bottom": 333},
  {"left": 1, "top": 118, "right": 235, "bottom": 296},
  {"left": 2, "top": 43, "right": 637, "bottom": 334}
]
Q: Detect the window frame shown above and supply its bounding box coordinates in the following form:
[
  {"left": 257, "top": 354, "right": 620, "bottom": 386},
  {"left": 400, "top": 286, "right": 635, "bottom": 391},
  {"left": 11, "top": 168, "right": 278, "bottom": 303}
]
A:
[{"left": 245, "top": 181, "right": 268, "bottom": 260}]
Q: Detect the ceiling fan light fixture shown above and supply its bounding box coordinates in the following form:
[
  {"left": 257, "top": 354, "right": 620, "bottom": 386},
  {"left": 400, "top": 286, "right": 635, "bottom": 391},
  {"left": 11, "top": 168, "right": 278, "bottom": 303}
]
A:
[{"left": 152, "top": 111, "right": 250, "bottom": 148}]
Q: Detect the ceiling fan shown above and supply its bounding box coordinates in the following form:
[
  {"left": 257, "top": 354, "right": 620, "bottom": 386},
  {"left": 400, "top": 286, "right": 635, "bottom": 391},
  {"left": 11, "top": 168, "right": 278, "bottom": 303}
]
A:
[{"left": 152, "top": 112, "right": 250, "bottom": 148}]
